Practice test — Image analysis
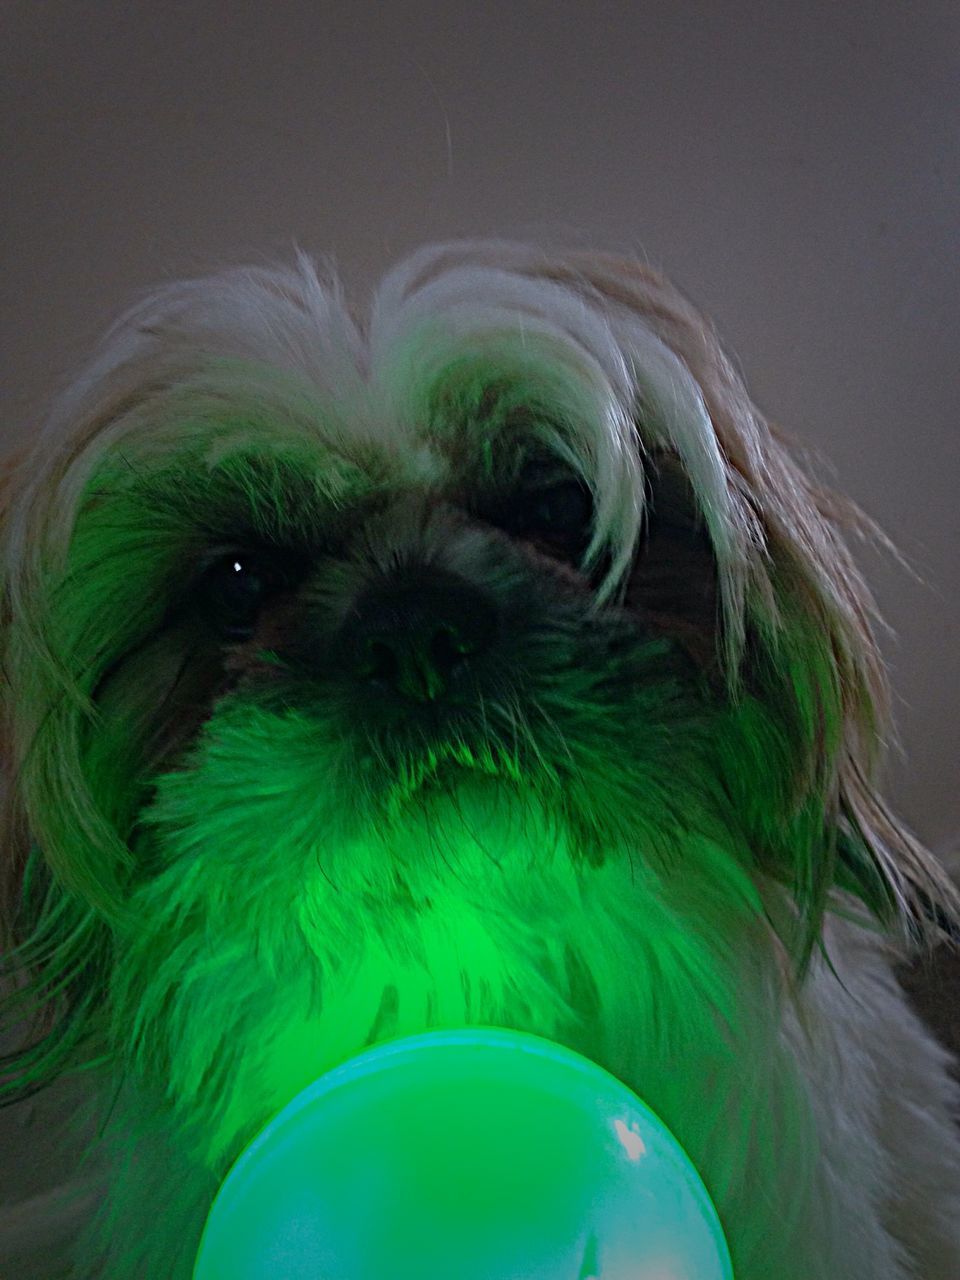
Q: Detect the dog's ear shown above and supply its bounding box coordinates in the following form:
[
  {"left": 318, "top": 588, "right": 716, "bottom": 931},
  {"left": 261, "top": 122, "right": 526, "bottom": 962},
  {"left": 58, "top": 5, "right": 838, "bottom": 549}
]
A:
[
  {"left": 525, "top": 252, "right": 960, "bottom": 954},
  {"left": 0, "top": 444, "right": 90, "bottom": 1108},
  {"left": 0, "top": 446, "right": 45, "bottom": 1095},
  {"left": 0, "top": 444, "right": 35, "bottom": 952}
]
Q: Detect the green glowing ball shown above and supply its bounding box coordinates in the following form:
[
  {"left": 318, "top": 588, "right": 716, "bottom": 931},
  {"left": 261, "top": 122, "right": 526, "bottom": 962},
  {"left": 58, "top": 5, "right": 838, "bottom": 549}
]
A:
[{"left": 193, "top": 1027, "right": 733, "bottom": 1279}]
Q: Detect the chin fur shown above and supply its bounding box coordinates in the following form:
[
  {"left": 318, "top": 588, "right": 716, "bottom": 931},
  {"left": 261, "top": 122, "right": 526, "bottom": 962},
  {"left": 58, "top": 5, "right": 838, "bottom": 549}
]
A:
[{"left": 1, "top": 240, "right": 959, "bottom": 1278}]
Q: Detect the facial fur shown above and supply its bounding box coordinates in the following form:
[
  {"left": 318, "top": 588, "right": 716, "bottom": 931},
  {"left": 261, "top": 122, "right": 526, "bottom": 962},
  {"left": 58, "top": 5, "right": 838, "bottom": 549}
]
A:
[{"left": 1, "top": 241, "right": 959, "bottom": 1278}]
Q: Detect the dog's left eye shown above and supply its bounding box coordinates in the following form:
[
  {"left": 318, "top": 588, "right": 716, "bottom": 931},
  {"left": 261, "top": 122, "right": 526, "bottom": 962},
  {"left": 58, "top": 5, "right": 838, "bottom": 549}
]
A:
[{"left": 198, "top": 550, "right": 299, "bottom": 641}]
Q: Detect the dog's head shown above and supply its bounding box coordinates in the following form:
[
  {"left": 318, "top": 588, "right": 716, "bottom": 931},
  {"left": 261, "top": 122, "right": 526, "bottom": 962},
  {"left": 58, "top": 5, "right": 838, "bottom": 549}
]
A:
[{"left": 1, "top": 242, "right": 953, "bottom": 1112}]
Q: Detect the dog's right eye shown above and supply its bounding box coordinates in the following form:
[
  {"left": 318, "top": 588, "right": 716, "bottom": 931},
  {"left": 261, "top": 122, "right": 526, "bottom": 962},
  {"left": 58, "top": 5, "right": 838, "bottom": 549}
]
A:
[{"left": 197, "top": 550, "right": 301, "bottom": 641}]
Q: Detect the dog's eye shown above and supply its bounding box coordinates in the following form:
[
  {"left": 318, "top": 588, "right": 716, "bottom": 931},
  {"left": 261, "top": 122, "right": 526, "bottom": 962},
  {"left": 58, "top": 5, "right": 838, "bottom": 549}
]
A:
[
  {"left": 198, "top": 550, "right": 298, "bottom": 641},
  {"left": 492, "top": 469, "right": 594, "bottom": 564}
]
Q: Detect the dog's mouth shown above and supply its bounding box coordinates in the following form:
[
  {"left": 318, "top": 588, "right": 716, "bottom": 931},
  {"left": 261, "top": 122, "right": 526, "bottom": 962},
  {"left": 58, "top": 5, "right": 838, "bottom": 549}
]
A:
[{"left": 370, "top": 732, "right": 521, "bottom": 817}]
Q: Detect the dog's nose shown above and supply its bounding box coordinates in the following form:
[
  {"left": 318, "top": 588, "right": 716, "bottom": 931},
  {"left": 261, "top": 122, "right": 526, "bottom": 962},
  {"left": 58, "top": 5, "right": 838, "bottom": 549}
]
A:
[{"left": 340, "top": 566, "right": 498, "bottom": 703}]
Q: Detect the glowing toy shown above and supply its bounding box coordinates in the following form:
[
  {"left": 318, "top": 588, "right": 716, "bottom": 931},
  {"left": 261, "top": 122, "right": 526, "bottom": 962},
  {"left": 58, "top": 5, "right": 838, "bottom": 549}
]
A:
[{"left": 192, "top": 1027, "right": 732, "bottom": 1279}]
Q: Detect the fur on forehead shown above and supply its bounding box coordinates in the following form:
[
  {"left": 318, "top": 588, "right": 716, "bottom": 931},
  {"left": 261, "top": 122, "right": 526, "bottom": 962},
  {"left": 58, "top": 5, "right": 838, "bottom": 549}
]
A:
[
  {"left": 369, "top": 245, "right": 748, "bottom": 617},
  {"left": 15, "top": 240, "right": 765, "bottom": 659}
]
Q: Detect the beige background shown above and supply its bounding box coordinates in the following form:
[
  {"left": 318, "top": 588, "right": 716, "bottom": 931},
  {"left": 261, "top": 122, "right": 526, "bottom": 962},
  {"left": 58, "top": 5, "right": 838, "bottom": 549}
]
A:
[{"left": 2, "top": 0, "right": 958, "bottom": 854}]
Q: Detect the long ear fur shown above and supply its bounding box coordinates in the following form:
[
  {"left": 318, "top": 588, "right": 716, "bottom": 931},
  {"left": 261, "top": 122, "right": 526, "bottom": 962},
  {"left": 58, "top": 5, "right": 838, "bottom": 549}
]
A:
[
  {"left": 535, "top": 250, "right": 960, "bottom": 950},
  {"left": 0, "top": 447, "right": 111, "bottom": 1106}
]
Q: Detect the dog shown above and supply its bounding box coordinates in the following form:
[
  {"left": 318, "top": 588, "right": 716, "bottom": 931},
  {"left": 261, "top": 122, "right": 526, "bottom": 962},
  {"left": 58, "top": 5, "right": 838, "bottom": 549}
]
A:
[{"left": 1, "top": 240, "right": 959, "bottom": 1277}]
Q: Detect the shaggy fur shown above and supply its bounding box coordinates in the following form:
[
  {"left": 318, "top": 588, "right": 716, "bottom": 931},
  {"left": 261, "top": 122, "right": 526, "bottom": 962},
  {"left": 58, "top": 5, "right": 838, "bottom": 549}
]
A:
[{"left": 1, "top": 241, "right": 959, "bottom": 1277}]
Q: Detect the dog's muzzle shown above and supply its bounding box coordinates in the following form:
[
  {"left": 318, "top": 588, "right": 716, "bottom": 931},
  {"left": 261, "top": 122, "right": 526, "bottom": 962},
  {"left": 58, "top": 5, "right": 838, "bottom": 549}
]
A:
[{"left": 337, "top": 564, "right": 500, "bottom": 709}]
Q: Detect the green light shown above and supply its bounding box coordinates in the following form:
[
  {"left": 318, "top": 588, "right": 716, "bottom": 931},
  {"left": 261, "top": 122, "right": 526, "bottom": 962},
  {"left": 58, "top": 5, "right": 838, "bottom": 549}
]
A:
[{"left": 193, "top": 1027, "right": 733, "bottom": 1278}]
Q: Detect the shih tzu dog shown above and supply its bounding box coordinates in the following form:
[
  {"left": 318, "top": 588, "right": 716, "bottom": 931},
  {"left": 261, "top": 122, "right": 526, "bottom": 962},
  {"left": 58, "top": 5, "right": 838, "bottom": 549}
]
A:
[{"left": 1, "top": 240, "right": 959, "bottom": 1278}]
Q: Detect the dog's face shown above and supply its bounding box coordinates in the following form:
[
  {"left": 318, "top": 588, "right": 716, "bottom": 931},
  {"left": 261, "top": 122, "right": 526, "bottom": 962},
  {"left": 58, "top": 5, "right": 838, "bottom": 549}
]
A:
[{"left": 1, "top": 244, "right": 950, "bottom": 1166}]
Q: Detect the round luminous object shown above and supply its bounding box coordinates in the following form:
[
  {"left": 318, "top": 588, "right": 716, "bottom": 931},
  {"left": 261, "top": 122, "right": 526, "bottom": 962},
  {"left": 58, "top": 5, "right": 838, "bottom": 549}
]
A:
[{"left": 193, "top": 1027, "right": 733, "bottom": 1279}]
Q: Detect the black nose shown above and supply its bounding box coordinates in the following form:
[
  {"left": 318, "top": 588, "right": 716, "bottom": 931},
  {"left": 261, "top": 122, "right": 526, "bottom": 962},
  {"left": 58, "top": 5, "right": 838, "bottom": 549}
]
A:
[{"left": 340, "top": 566, "right": 498, "bottom": 703}]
